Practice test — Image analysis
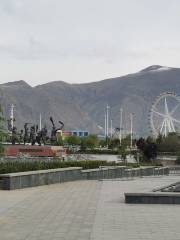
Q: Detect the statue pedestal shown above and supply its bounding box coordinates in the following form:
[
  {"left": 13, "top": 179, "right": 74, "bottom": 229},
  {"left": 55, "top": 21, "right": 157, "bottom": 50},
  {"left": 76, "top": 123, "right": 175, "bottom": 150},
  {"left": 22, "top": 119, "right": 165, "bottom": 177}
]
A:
[{"left": 4, "top": 145, "right": 66, "bottom": 157}]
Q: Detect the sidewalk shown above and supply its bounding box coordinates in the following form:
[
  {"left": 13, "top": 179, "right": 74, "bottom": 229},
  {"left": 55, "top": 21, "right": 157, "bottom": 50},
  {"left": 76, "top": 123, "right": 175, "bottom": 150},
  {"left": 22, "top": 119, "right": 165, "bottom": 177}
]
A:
[{"left": 0, "top": 175, "right": 179, "bottom": 240}]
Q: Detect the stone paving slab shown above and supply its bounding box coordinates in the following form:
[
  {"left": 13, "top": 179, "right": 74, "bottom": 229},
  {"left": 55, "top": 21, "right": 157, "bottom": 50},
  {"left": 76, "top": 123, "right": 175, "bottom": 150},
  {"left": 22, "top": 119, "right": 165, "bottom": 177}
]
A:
[
  {"left": 0, "top": 176, "right": 180, "bottom": 239},
  {"left": 91, "top": 175, "right": 180, "bottom": 240},
  {"left": 0, "top": 181, "right": 101, "bottom": 240}
]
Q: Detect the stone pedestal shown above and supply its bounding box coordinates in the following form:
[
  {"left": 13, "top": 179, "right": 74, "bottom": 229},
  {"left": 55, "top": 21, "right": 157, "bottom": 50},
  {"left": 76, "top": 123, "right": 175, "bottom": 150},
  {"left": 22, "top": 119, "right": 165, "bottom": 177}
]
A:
[{"left": 4, "top": 145, "right": 66, "bottom": 157}]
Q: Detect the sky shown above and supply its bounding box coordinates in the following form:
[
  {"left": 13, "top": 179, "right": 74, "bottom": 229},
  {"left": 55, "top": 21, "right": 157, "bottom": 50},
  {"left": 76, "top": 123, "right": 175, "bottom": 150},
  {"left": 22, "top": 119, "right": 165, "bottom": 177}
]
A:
[{"left": 0, "top": 0, "right": 180, "bottom": 86}]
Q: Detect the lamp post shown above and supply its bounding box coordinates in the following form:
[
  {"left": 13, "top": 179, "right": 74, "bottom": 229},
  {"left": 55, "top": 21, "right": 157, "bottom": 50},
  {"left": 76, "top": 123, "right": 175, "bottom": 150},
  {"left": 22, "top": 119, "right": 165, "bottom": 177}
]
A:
[
  {"left": 110, "top": 119, "right": 113, "bottom": 138},
  {"left": 106, "top": 105, "right": 110, "bottom": 147},
  {"left": 119, "top": 108, "right": 123, "bottom": 146},
  {"left": 130, "top": 113, "right": 134, "bottom": 149}
]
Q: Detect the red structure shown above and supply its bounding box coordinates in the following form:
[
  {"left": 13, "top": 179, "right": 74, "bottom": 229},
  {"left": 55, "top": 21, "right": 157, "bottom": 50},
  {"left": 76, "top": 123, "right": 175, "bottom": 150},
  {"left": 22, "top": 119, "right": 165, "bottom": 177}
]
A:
[
  {"left": 4, "top": 145, "right": 66, "bottom": 157},
  {"left": 62, "top": 131, "right": 72, "bottom": 137}
]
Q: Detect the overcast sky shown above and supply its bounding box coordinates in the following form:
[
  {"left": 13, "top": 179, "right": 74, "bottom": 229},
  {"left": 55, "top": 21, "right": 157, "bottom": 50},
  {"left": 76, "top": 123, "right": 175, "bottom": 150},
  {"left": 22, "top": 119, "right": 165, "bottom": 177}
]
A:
[{"left": 0, "top": 0, "right": 180, "bottom": 86}]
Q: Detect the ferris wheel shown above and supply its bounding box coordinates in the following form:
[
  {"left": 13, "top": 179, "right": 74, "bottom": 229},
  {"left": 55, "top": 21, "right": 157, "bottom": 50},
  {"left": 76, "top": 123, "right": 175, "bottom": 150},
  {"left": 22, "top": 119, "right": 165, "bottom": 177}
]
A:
[{"left": 150, "top": 92, "right": 180, "bottom": 137}]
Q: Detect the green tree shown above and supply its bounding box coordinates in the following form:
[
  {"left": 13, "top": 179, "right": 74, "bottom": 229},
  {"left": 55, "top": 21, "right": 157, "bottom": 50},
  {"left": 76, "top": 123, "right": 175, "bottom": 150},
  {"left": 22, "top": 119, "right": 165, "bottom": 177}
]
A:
[
  {"left": 56, "top": 135, "right": 64, "bottom": 146},
  {"left": 108, "top": 138, "right": 120, "bottom": 150},
  {"left": 157, "top": 132, "right": 180, "bottom": 153},
  {"left": 67, "top": 135, "right": 81, "bottom": 146},
  {"left": 85, "top": 135, "right": 99, "bottom": 149},
  {"left": 118, "top": 145, "right": 128, "bottom": 163},
  {"left": 80, "top": 137, "right": 87, "bottom": 151},
  {"left": 99, "top": 139, "right": 107, "bottom": 148},
  {"left": 0, "top": 105, "right": 5, "bottom": 155},
  {"left": 156, "top": 134, "right": 164, "bottom": 145},
  {"left": 136, "top": 138, "right": 146, "bottom": 152},
  {"left": 121, "top": 135, "right": 131, "bottom": 148},
  {"left": 136, "top": 137, "right": 157, "bottom": 162}
]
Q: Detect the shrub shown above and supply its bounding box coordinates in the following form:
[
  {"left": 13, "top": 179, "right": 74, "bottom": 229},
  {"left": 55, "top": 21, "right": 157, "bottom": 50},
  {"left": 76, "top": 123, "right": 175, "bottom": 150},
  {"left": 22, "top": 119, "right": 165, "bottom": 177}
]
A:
[{"left": 0, "top": 159, "right": 162, "bottom": 174}]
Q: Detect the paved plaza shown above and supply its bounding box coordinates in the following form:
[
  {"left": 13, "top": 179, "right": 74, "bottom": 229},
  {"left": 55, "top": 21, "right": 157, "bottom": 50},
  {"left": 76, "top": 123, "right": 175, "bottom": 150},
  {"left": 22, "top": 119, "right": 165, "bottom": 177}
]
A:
[{"left": 0, "top": 175, "right": 180, "bottom": 240}]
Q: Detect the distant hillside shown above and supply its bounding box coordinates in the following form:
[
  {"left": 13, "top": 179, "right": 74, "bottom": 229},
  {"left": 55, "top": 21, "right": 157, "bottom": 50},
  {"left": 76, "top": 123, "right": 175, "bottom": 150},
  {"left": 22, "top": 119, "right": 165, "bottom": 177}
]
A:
[{"left": 1, "top": 65, "right": 180, "bottom": 136}]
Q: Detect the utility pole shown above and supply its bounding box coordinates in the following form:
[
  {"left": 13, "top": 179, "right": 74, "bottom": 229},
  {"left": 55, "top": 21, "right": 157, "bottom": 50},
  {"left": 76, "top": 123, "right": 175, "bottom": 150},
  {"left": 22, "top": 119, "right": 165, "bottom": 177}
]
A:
[
  {"left": 10, "top": 104, "right": 15, "bottom": 130},
  {"left": 130, "top": 113, "right": 134, "bottom": 148},
  {"left": 104, "top": 113, "right": 107, "bottom": 138},
  {"left": 105, "top": 105, "right": 110, "bottom": 148},
  {"left": 39, "top": 113, "right": 42, "bottom": 130},
  {"left": 106, "top": 105, "right": 110, "bottom": 138},
  {"left": 119, "top": 108, "right": 123, "bottom": 146},
  {"left": 110, "top": 119, "right": 113, "bottom": 138}
]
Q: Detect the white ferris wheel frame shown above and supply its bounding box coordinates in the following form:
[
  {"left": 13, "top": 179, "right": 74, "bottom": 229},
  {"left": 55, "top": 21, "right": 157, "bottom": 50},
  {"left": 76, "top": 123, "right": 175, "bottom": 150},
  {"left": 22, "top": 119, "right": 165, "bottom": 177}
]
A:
[{"left": 150, "top": 92, "right": 180, "bottom": 137}]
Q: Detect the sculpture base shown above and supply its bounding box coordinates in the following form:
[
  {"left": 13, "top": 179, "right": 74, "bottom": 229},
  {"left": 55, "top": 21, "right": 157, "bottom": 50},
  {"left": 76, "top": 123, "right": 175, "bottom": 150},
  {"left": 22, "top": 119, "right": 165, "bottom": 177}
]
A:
[{"left": 4, "top": 145, "right": 66, "bottom": 157}]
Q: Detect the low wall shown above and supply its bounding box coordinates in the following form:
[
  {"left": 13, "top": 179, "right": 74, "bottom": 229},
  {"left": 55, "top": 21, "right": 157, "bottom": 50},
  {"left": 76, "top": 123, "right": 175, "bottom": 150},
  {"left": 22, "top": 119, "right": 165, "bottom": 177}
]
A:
[
  {"left": 81, "top": 166, "right": 126, "bottom": 180},
  {"left": 0, "top": 167, "right": 82, "bottom": 190},
  {"left": 0, "top": 166, "right": 169, "bottom": 190},
  {"left": 66, "top": 154, "right": 136, "bottom": 163},
  {"left": 82, "top": 167, "right": 169, "bottom": 180},
  {"left": 156, "top": 155, "right": 177, "bottom": 166},
  {"left": 125, "top": 192, "right": 180, "bottom": 204},
  {"left": 123, "top": 167, "right": 169, "bottom": 178}
]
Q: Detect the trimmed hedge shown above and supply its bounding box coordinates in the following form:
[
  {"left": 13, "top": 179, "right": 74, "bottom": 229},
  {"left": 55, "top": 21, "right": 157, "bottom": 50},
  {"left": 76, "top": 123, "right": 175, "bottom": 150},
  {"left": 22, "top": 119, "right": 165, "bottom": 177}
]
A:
[
  {"left": 0, "top": 160, "right": 115, "bottom": 174},
  {"left": 0, "top": 159, "right": 162, "bottom": 174},
  {"left": 77, "top": 149, "right": 119, "bottom": 154}
]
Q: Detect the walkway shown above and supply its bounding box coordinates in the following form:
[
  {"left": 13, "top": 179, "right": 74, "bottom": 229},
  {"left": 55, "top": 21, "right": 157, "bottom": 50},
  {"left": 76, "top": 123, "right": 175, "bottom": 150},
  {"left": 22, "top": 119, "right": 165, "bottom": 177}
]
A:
[{"left": 0, "top": 175, "right": 180, "bottom": 240}]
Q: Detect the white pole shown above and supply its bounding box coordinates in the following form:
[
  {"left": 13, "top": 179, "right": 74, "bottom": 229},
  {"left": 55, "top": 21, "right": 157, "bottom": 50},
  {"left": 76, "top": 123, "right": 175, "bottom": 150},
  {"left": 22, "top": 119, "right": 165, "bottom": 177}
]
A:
[
  {"left": 39, "top": 113, "right": 42, "bottom": 130},
  {"left": 104, "top": 113, "right": 107, "bottom": 137},
  {"left": 119, "top": 108, "right": 123, "bottom": 146},
  {"left": 130, "top": 113, "right": 133, "bottom": 148},
  {"left": 106, "top": 105, "right": 109, "bottom": 138},
  {"left": 10, "top": 104, "right": 14, "bottom": 130},
  {"left": 110, "top": 119, "right": 113, "bottom": 138},
  {"left": 164, "top": 119, "right": 167, "bottom": 137}
]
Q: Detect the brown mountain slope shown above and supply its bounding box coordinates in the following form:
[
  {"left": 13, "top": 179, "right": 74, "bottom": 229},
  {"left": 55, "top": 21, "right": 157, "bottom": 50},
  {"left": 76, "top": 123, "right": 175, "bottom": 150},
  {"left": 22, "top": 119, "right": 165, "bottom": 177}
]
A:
[{"left": 1, "top": 65, "right": 180, "bottom": 136}]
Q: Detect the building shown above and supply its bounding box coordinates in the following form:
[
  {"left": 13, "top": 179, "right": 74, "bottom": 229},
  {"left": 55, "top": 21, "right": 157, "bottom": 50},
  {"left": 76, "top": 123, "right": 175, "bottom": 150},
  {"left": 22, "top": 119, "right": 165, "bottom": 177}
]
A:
[
  {"left": 71, "top": 130, "right": 89, "bottom": 137},
  {"left": 62, "top": 131, "right": 72, "bottom": 137}
]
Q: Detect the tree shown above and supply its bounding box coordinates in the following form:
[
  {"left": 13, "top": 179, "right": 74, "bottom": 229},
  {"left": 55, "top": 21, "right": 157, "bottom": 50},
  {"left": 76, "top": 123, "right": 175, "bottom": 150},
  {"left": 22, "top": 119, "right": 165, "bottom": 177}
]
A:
[
  {"left": 56, "top": 135, "right": 64, "bottom": 146},
  {"left": 108, "top": 138, "right": 119, "bottom": 150},
  {"left": 121, "top": 135, "right": 131, "bottom": 148},
  {"left": 136, "top": 138, "right": 146, "bottom": 152},
  {"left": 0, "top": 105, "right": 6, "bottom": 155},
  {"left": 118, "top": 145, "right": 128, "bottom": 163},
  {"left": 81, "top": 135, "right": 99, "bottom": 150},
  {"left": 99, "top": 139, "right": 107, "bottom": 148},
  {"left": 136, "top": 137, "right": 157, "bottom": 162},
  {"left": 156, "top": 134, "right": 164, "bottom": 145},
  {"left": 156, "top": 132, "right": 180, "bottom": 153},
  {"left": 67, "top": 135, "right": 81, "bottom": 146},
  {"left": 80, "top": 137, "right": 88, "bottom": 151},
  {"left": 144, "top": 142, "right": 157, "bottom": 161}
]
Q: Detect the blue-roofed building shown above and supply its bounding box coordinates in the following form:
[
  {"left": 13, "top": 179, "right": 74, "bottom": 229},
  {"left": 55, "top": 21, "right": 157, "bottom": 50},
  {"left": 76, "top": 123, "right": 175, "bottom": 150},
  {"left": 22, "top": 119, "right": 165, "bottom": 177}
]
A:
[{"left": 72, "top": 130, "right": 89, "bottom": 137}]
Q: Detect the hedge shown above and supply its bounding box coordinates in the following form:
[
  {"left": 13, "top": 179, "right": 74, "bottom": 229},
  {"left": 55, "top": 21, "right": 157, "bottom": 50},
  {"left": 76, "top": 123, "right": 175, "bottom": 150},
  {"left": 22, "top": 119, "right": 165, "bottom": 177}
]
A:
[{"left": 0, "top": 159, "right": 162, "bottom": 174}]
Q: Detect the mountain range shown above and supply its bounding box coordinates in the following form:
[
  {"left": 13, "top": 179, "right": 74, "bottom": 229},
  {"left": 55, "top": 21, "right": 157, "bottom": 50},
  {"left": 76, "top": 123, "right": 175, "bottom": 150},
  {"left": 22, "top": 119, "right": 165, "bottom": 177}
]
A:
[{"left": 1, "top": 65, "right": 180, "bottom": 137}]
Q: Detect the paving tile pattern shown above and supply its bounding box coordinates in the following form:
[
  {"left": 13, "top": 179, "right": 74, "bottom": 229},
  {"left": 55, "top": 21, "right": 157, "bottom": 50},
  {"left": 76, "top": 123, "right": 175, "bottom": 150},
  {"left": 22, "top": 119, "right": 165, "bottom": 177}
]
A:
[
  {"left": 0, "top": 176, "right": 180, "bottom": 239},
  {"left": 91, "top": 176, "right": 180, "bottom": 240},
  {"left": 0, "top": 181, "right": 101, "bottom": 240}
]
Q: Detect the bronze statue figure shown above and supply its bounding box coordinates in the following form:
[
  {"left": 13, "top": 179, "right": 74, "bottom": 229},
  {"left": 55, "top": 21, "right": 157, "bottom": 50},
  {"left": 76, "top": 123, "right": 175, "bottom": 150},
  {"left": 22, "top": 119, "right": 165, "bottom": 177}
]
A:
[
  {"left": 35, "top": 125, "right": 48, "bottom": 146},
  {"left": 24, "top": 123, "right": 30, "bottom": 145},
  {"left": 30, "top": 125, "right": 37, "bottom": 145},
  {"left": 11, "top": 126, "right": 19, "bottom": 145},
  {"left": 7, "top": 115, "right": 64, "bottom": 146},
  {"left": 50, "top": 116, "right": 57, "bottom": 144},
  {"left": 50, "top": 117, "right": 64, "bottom": 144}
]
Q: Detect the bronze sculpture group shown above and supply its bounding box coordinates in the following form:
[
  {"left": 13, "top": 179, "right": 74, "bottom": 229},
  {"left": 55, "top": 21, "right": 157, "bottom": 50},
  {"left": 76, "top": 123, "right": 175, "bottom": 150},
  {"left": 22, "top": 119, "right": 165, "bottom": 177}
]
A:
[{"left": 8, "top": 117, "right": 64, "bottom": 146}]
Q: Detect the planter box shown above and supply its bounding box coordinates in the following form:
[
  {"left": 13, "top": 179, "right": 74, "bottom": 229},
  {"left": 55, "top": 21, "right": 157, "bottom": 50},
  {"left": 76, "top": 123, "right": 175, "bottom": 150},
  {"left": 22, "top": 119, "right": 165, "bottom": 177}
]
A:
[
  {"left": 0, "top": 166, "right": 169, "bottom": 190},
  {"left": 0, "top": 167, "right": 82, "bottom": 190},
  {"left": 125, "top": 192, "right": 180, "bottom": 204},
  {"left": 81, "top": 166, "right": 126, "bottom": 180}
]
